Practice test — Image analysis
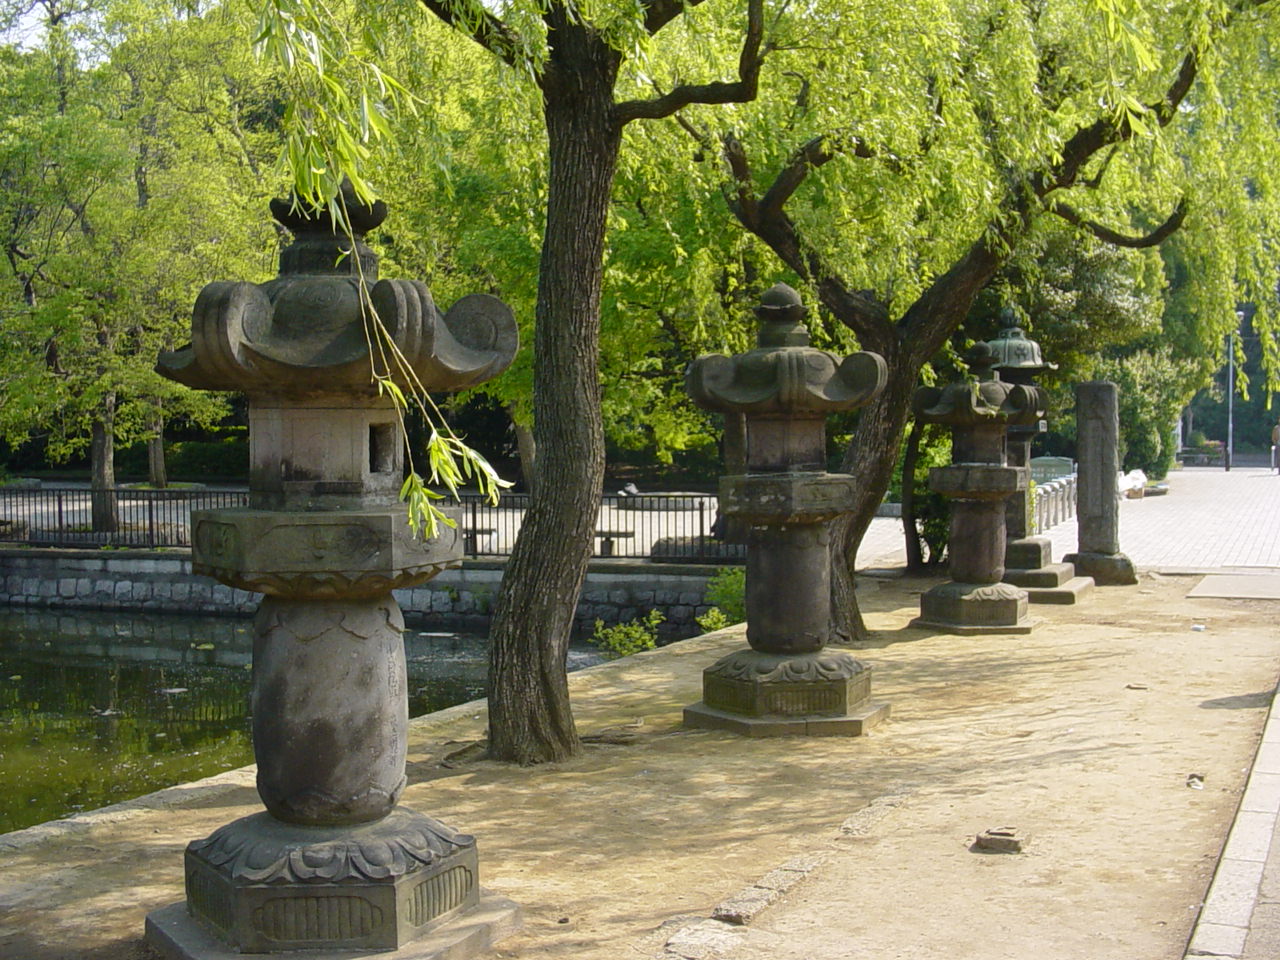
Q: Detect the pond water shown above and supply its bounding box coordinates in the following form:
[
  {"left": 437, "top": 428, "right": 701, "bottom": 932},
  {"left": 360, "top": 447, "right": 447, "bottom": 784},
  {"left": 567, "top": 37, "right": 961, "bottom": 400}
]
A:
[{"left": 0, "top": 608, "right": 602, "bottom": 834}]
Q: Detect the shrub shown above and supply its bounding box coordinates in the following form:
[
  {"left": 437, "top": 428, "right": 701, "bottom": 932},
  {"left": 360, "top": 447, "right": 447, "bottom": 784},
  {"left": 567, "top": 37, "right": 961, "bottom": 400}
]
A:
[
  {"left": 588, "top": 609, "right": 663, "bottom": 658},
  {"left": 696, "top": 566, "right": 746, "bottom": 631}
]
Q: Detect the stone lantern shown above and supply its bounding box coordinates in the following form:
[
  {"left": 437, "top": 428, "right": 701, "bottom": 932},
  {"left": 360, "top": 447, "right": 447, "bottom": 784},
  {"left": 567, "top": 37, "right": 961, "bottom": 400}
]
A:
[
  {"left": 683, "top": 283, "right": 890, "bottom": 736},
  {"left": 144, "top": 183, "right": 520, "bottom": 959},
  {"left": 911, "top": 344, "right": 1045, "bottom": 634},
  {"left": 986, "top": 321, "right": 1094, "bottom": 603},
  {"left": 986, "top": 319, "right": 1053, "bottom": 549}
]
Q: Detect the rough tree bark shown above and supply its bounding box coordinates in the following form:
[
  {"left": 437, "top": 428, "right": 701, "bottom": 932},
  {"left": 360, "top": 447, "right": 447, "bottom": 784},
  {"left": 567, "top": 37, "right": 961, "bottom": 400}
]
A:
[
  {"left": 423, "top": 0, "right": 764, "bottom": 762},
  {"left": 90, "top": 392, "right": 119, "bottom": 533},
  {"left": 486, "top": 15, "right": 620, "bottom": 764},
  {"left": 148, "top": 416, "right": 167, "bottom": 489}
]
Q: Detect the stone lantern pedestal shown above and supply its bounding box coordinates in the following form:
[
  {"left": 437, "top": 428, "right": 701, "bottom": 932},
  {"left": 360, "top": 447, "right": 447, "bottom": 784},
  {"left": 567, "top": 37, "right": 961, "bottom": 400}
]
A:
[
  {"left": 984, "top": 323, "right": 1094, "bottom": 604},
  {"left": 911, "top": 345, "right": 1044, "bottom": 634},
  {"left": 145, "top": 184, "right": 520, "bottom": 960},
  {"left": 682, "top": 284, "right": 890, "bottom": 737}
]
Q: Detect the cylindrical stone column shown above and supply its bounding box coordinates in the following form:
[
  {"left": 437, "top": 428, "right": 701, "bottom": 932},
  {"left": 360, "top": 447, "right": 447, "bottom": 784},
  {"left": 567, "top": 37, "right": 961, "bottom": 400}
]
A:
[
  {"left": 949, "top": 498, "right": 1008, "bottom": 584},
  {"left": 1064, "top": 380, "right": 1137, "bottom": 584},
  {"left": 252, "top": 596, "right": 408, "bottom": 826},
  {"left": 745, "top": 523, "right": 830, "bottom": 654}
]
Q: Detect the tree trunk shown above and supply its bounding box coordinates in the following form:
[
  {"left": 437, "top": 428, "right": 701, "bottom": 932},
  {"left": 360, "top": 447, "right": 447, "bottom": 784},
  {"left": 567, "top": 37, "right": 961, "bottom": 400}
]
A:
[
  {"left": 718, "top": 412, "right": 748, "bottom": 542},
  {"left": 900, "top": 419, "right": 924, "bottom": 570},
  {"left": 508, "top": 407, "right": 537, "bottom": 498},
  {"left": 148, "top": 415, "right": 167, "bottom": 489},
  {"left": 90, "top": 394, "right": 119, "bottom": 533},
  {"left": 830, "top": 344, "right": 923, "bottom": 642},
  {"left": 487, "top": 21, "right": 620, "bottom": 764}
]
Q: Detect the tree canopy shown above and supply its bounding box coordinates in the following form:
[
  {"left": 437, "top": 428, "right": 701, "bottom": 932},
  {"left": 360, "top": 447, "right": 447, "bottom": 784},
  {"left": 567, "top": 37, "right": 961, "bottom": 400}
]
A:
[{"left": 5, "top": 0, "right": 1280, "bottom": 756}]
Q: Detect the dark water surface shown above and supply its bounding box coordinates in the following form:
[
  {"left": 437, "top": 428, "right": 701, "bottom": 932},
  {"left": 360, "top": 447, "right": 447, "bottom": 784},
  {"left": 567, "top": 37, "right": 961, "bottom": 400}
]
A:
[{"left": 0, "top": 608, "right": 600, "bottom": 834}]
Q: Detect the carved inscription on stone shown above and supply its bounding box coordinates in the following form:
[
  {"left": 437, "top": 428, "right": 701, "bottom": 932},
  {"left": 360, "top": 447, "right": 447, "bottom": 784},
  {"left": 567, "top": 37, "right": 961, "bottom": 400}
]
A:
[
  {"left": 403, "top": 865, "right": 475, "bottom": 929},
  {"left": 252, "top": 895, "right": 384, "bottom": 945},
  {"left": 193, "top": 519, "right": 240, "bottom": 566}
]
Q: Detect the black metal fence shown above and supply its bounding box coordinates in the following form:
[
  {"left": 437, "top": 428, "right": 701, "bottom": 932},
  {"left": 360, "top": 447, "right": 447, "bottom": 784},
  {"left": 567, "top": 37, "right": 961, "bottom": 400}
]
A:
[
  {"left": 0, "top": 487, "right": 738, "bottom": 561},
  {"left": 0, "top": 486, "right": 249, "bottom": 548}
]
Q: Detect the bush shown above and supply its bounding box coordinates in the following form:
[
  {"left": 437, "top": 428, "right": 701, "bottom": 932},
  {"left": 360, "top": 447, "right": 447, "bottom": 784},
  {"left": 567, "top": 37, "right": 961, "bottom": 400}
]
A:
[
  {"left": 696, "top": 566, "right": 746, "bottom": 631},
  {"left": 695, "top": 607, "right": 732, "bottom": 632},
  {"left": 588, "top": 609, "right": 663, "bottom": 658},
  {"left": 166, "top": 438, "right": 249, "bottom": 480}
]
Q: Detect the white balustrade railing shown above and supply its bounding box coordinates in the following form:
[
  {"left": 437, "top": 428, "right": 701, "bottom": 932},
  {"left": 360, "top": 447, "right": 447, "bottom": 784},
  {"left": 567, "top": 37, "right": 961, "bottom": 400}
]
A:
[{"left": 1032, "top": 474, "right": 1077, "bottom": 533}]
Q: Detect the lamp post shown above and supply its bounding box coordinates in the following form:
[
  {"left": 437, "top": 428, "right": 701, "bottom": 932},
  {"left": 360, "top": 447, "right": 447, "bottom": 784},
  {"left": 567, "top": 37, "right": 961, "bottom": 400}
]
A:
[{"left": 1227, "top": 314, "right": 1241, "bottom": 471}]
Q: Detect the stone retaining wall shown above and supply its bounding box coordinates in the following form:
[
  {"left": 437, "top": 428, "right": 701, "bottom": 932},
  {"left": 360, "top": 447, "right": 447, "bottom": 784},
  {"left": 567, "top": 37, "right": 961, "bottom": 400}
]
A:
[{"left": 0, "top": 548, "right": 724, "bottom": 637}]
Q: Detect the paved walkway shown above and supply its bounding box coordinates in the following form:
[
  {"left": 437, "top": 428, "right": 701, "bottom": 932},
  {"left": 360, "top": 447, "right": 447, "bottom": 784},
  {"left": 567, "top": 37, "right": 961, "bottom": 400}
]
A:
[
  {"left": 856, "top": 464, "right": 1280, "bottom": 574},
  {"left": 864, "top": 465, "right": 1280, "bottom": 960}
]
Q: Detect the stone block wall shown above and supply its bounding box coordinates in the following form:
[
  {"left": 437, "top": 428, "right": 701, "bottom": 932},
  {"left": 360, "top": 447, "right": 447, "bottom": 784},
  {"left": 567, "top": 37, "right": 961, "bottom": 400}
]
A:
[{"left": 0, "top": 549, "right": 725, "bottom": 638}]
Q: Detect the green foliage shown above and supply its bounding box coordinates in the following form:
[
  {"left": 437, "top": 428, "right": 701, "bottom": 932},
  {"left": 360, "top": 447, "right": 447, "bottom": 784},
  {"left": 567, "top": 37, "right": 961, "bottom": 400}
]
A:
[
  {"left": 588, "top": 609, "right": 663, "bottom": 659},
  {"left": 695, "top": 607, "right": 732, "bottom": 632},
  {"left": 0, "top": 2, "right": 278, "bottom": 473},
  {"left": 165, "top": 438, "right": 251, "bottom": 481},
  {"left": 699, "top": 566, "right": 746, "bottom": 627}
]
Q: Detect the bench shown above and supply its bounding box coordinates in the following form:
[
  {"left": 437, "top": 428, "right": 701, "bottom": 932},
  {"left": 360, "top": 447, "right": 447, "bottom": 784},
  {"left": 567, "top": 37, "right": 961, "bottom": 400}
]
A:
[
  {"left": 1178, "top": 450, "right": 1223, "bottom": 466},
  {"left": 594, "top": 530, "right": 636, "bottom": 557}
]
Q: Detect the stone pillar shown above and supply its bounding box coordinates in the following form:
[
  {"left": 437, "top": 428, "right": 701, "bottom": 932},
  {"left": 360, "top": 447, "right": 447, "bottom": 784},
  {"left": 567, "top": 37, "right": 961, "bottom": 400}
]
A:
[
  {"left": 1064, "top": 381, "right": 1137, "bottom": 585},
  {"left": 911, "top": 345, "right": 1043, "bottom": 634},
  {"left": 145, "top": 183, "right": 521, "bottom": 959},
  {"left": 683, "top": 284, "right": 890, "bottom": 737}
]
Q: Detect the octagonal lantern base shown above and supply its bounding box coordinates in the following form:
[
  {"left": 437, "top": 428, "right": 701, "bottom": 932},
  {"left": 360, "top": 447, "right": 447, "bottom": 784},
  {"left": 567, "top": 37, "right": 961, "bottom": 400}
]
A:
[
  {"left": 144, "top": 807, "right": 518, "bottom": 958},
  {"left": 683, "top": 649, "right": 889, "bottom": 738},
  {"left": 145, "top": 894, "right": 521, "bottom": 960},
  {"left": 912, "top": 580, "right": 1035, "bottom": 635}
]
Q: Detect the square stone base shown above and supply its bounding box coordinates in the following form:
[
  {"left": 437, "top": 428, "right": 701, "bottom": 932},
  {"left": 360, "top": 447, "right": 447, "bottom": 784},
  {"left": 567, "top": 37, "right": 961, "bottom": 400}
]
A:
[
  {"left": 1063, "top": 551, "right": 1138, "bottom": 586},
  {"left": 684, "top": 700, "right": 890, "bottom": 738},
  {"left": 145, "top": 894, "right": 521, "bottom": 960},
  {"left": 914, "top": 580, "right": 1035, "bottom": 634},
  {"left": 1005, "top": 537, "right": 1052, "bottom": 570},
  {"left": 909, "top": 617, "right": 1036, "bottom": 635}
]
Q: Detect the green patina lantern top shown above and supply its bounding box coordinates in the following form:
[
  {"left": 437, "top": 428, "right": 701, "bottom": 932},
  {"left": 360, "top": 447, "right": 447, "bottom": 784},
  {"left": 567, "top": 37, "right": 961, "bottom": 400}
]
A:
[{"left": 986, "top": 309, "right": 1057, "bottom": 375}]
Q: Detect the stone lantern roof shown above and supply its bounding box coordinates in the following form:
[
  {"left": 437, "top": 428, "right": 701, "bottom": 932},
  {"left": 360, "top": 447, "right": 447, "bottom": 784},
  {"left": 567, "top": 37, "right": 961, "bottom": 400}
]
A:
[
  {"left": 985, "top": 310, "right": 1058, "bottom": 376},
  {"left": 156, "top": 181, "right": 517, "bottom": 401},
  {"left": 913, "top": 343, "right": 1044, "bottom": 429},
  {"left": 685, "top": 283, "right": 887, "bottom": 419}
]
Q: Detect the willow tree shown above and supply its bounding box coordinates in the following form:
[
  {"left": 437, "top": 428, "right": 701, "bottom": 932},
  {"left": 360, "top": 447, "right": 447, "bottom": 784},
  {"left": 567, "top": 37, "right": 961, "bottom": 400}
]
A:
[
  {"left": 631, "top": 0, "right": 1280, "bottom": 638},
  {"left": 255, "top": 0, "right": 770, "bottom": 762}
]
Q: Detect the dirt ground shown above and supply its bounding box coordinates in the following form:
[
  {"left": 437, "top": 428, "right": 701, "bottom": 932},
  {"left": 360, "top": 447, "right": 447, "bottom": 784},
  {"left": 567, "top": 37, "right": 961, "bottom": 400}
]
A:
[{"left": 2, "top": 570, "right": 1278, "bottom": 960}]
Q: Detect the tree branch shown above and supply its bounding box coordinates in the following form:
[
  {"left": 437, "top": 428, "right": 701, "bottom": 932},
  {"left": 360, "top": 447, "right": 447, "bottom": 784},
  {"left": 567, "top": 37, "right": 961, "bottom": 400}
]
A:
[
  {"left": 614, "top": 0, "right": 763, "bottom": 126},
  {"left": 758, "top": 134, "right": 873, "bottom": 220},
  {"left": 641, "top": 0, "right": 705, "bottom": 35},
  {"left": 417, "top": 0, "right": 529, "bottom": 69},
  {"left": 719, "top": 132, "right": 890, "bottom": 338},
  {"left": 1050, "top": 196, "right": 1188, "bottom": 248}
]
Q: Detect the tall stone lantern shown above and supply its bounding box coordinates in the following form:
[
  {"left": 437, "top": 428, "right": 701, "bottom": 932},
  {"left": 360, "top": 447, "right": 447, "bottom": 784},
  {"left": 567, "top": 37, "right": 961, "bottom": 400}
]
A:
[
  {"left": 145, "top": 183, "right": 521, "bottom": 959},
  {"left": 911, "top": 344, "right": 1045, "bottom": 634},
  {"left": 986, "top": 322, "right": 1095, "bottom": 603},
  {"left": 985, "top": 319, "right": 1054, "bottom": 557},
  {"left": 683, "top": 284, "right": 890, "bottom": 737}
]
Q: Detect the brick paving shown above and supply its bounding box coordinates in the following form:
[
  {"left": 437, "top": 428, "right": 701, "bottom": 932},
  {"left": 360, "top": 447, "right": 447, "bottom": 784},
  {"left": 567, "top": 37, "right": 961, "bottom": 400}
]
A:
[
  {"left": 856, "top": 466, "right": 1280, "bottom": 573},
  {"left": 1042, "top": 466, "right": 1280, "bottom": 571}
]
